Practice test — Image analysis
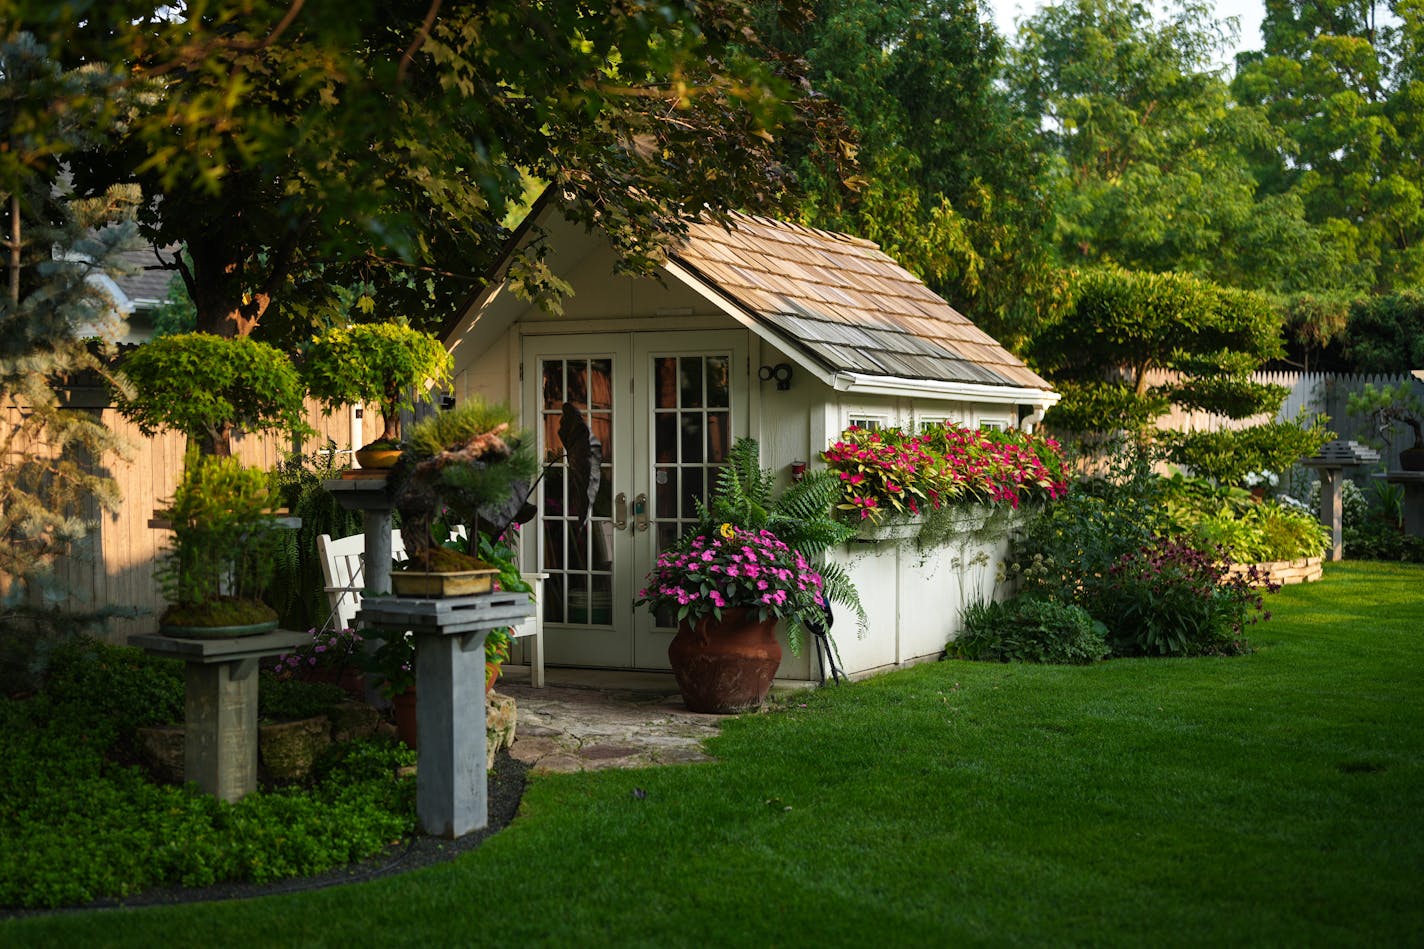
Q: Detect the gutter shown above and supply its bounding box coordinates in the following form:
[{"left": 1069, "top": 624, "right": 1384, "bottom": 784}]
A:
[{"left": 831, "top": 372, "right": 1060, "bottom": 408}]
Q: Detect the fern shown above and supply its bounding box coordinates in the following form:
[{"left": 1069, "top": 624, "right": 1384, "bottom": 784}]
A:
[{"left": 690, "top": 438, "right": 865, "bottom": 634}]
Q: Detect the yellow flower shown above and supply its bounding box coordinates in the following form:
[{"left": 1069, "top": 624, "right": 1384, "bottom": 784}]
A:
[{"left": 718, "top": 522, "right": 735, "bottom": 539}]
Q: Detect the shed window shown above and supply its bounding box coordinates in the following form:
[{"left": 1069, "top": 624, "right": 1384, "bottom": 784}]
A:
[{"left": 847, "top": 415, "right": 886, "bottom": 432}]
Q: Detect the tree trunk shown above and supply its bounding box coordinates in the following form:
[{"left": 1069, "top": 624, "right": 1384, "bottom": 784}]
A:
[
  {"left": 185, "top": 238, "right": 267, "bottom": 338},
  {"left": 7, "top": 193, "right": 19, "bottom": 308}
]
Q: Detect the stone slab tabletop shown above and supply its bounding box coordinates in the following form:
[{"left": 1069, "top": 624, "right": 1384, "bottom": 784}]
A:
[
  {"left": 128, "top": 629, "right": 311, "bottom": 663},
  {"left": 322, "top": 475, "right": 395, "bottom": 511},
  {"left": 1373, "top": 471, "right": 1424, "bottom": 483}
]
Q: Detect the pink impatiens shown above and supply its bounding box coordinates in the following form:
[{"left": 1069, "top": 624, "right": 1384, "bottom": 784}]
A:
[{"left": 821, "top": 423, "right": 1068, "bottom": 523}]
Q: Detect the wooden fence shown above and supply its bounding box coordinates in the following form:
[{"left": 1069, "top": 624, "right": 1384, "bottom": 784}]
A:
[{"left": 5, "top": 396, "right": 365, "bottom": 642}]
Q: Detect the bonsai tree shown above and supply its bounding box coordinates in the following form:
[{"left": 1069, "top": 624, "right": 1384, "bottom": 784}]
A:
[
  {"left": 393, "top": 399, "right": 537, "bottom": 571},
  {"left": 303, "top": 321, "right": 452, "bottom": 450},
  {"left": 116, "top": 333, "right": 309, "bottom": 457},
  {"left": 1348, "top": 381, "right": 1424, "bottom": 460},
  {"left": 155, "top": 449, "right": 283, "bottom": 630}
]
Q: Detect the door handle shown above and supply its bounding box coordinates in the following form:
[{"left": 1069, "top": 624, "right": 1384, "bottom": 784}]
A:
[
  {"left": 633, "top": 493, "right": 649, "bottom": 532},
  {"left": 614, "top": 492, "right": 628, "bottom": 530}
]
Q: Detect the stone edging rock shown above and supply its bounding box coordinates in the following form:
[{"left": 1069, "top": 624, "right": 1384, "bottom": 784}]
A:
[{"left": 1225, "top": 555, "right": 1323, "bottom": 586}]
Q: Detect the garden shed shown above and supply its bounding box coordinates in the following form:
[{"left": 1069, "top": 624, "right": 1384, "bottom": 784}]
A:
[{"left": 443, "top": 193, "right": 1058, "bottom": 681}]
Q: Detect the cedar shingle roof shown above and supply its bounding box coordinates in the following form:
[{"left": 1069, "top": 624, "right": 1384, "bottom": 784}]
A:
[{"left": 672, "top": 213, "right": 1050, "bottom": 391}]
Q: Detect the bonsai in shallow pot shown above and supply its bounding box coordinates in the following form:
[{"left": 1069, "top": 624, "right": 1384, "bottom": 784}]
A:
[
  {"left": 303, "top": 321, "right": 452, "bottom": 469},
  {"left": 115, "top": 332, "right": 309, "bottom": 457},
  {"left": 155, "top": 450, "right": 284, "bottom": 637},
  {"left": 390, "top": 399, "right": 537, "bottom": 593},
  {"left": 1348, "top": 381, "right": 1424, "bottom": 471}
]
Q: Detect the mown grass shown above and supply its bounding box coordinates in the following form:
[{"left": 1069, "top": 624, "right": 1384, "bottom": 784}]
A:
[{"left": 5, "top": 561, "right": 1421, "bottom": 946}]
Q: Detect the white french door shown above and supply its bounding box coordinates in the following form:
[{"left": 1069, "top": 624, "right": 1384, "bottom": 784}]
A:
[{"left": 522, "top": 331, "right": 748, "bottom": 669}]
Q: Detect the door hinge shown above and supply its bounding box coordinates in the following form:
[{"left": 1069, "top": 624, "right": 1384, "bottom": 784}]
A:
[{"left": 518, "top": 361, "right": 524, "bottom": 381}]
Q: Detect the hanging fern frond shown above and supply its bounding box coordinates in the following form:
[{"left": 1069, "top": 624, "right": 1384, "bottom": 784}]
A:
[{"left": 689, "top": 437, "right": 866, "bottom": 636}]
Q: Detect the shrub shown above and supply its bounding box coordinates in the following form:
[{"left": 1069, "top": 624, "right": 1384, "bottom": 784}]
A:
[
  {"left": 268, "top": 449, "right": 363, "bottom": 630},
  {"left": 39, "top": 636, "right": 184, "bottom": 751},
  {"left": 1012, "top": 440, "right": 1171, "bottom": 609},
  {"left": 1159, "top": 414, "right": 1332, "bottom": 487},
  {"left": 950, "top": 596, "right": 1108, "bottom": 664},
  {"left": 1, "top": 662, "right": 417, "bottom": 910},
  {"left": 1097, "top": 537, "right": 1276, "bottom": 657},
  {"left": 257, "top": 673, "right": 348, "bottom": 723},
  {"left": 1161, "top": 475, "right": 1327, "bottom": 562}
]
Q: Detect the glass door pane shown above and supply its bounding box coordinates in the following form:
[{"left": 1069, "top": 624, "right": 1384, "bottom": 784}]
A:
[{"left": 538, "top": 357, "right": 616, "bottom": 628}]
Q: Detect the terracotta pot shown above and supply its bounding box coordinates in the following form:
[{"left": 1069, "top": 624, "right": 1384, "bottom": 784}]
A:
[
  {"left": 667, "top": 608, "right": 782, "bottom": 714},
  {"left": 391, "top": 689, "right": 417, "bottom": 750},
  {"left": 306, "top": 665, "right": 367, "bottom": 702}
]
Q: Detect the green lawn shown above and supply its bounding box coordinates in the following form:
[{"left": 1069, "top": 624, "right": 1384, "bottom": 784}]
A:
[{"left": 6, "top": 561, "right": 1422, "bottom": 947}]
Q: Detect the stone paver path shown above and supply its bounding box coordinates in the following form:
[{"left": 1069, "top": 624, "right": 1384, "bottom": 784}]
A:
[{"left": 498, "top": 682, "right": 725, "bottom": 774}]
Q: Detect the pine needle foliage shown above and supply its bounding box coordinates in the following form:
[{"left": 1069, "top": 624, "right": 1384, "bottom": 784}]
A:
[
  {"left": 691, "top": 437, "right": 866, "bottom": 634},
  {"left": 1, "top": 35, "right": 134, "bottom": 618}
]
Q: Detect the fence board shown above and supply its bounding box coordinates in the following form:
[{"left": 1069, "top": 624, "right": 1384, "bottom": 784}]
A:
[{"left": 4, "top": 398, "right": 363, "bottom": 642}]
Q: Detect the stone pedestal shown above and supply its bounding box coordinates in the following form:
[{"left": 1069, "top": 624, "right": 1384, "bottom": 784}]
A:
[
  {"left": 129, "top": 629, "right": 310, "bottom": 802},
  {"left": 1374, "top": 471, "right": 1424, "bottom": 538},
  {"left": 1306, "top": 464, "right": 1345, "bottom": 561},
  {"left": 357, "top": 592, "right": 532, "bottom": 838},
  {"left": 323, "top": 474, "right": 395, "bottom": 595}
]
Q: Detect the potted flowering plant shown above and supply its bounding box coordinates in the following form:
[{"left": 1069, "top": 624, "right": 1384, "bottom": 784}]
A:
[
  {"left": 274, "top": 626, "right": 366, "bottom": 700},
  {"left": 635, "top": 524, "right": 826, "bottom": 713},
  {"left": 357, "top": 627, "right": 417, "bottom": 747}
]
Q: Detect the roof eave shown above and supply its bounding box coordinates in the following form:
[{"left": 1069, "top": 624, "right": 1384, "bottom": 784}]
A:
[{"left": 831, "top": 371, "right": 1060, "bottom": 408}]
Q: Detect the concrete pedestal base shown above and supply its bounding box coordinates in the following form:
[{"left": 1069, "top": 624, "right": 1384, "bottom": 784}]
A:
[
  {"left": 357, "top": 591, "right": 532, "bottom": 839},
  {"left": 415, "top": 630, "right": 490, "bottom": 838},
  {"left": 184, "top": 660, "right": 258, "bottom": 802},
  {"left": 1374, "top": 471, "right": 1424, "bottom": 538},
  {"left": 130, "top": 629, "right": 310, "bottom": 803}
]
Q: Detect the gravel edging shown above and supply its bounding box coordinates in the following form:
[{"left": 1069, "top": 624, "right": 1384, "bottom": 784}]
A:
[{"left": 2, "top": 751, "right": 529, "bottom": 920}]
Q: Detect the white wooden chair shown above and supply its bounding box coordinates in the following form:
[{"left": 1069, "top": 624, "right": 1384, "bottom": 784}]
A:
[{"left": 316, "top": 530, "right": 545, "bottom": 687}]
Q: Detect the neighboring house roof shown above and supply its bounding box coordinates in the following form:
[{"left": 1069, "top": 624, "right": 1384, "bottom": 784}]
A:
[
  {"left": 668, "top": 213, "right": 1050, "bottom": 393},
  {"left": 111, "top": 246, "right": 177, "bottom": 308}
]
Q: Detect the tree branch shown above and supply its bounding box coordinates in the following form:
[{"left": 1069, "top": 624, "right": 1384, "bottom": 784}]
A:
[{"left": 397, "top": 0, "right": 443, "bottom": 84}]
